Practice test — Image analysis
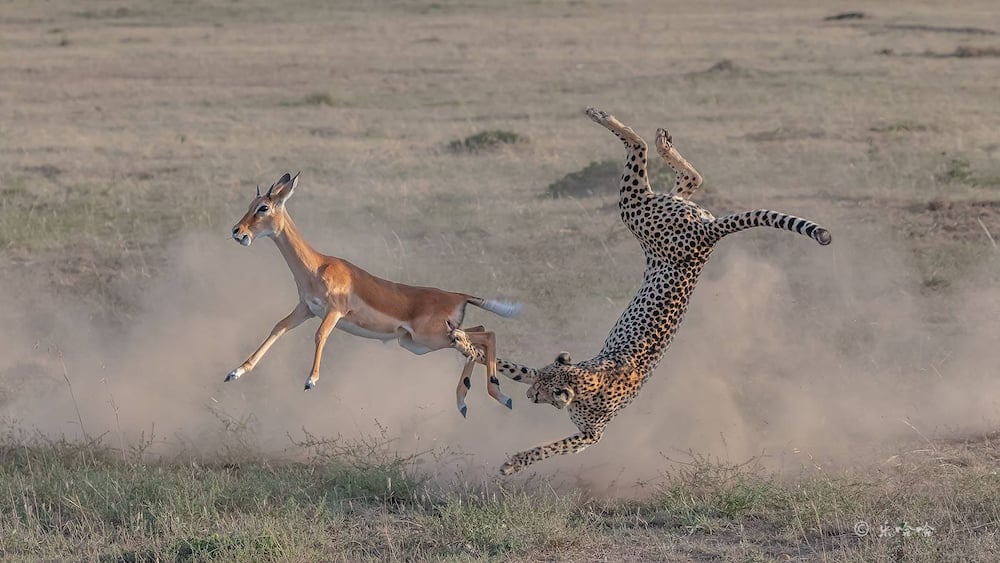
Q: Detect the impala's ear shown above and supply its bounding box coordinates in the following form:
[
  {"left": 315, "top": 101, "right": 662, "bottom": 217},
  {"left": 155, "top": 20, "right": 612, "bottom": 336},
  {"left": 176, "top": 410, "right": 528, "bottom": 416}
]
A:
[{"left": 267, "top": 172, "right": 299, "bottom": 205}]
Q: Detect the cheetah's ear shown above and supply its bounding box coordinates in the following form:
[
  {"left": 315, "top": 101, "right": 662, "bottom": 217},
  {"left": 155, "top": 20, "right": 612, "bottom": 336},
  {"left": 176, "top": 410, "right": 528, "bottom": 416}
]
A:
[
  {"left": 553, "top": 387, "right": 575, "bottom": 409},
  {"left": 555, "top": 352, "right": 572, "bottom": 365}
]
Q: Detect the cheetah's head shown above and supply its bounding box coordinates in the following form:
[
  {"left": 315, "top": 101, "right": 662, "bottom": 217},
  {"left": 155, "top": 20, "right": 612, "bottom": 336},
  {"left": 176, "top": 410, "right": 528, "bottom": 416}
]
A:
[{"left": 527, "top": 351, "right": 576, "bottom": 410}]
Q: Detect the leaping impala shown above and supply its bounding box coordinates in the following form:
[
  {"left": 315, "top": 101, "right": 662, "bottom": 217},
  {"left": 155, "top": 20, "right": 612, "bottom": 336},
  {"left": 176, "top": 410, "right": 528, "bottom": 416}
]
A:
[{"left": 227, "top": 172, "right": 521, "bottom": 417}]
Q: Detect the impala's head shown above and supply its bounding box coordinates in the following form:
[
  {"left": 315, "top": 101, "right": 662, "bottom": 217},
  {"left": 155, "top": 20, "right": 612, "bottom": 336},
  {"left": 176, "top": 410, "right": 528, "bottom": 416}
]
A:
[
  {"left": 231, "top": 172, "right": 298, "bottom": 246},
  {"left": 528, "top": 352, "right": 577, "bottom": 410}
]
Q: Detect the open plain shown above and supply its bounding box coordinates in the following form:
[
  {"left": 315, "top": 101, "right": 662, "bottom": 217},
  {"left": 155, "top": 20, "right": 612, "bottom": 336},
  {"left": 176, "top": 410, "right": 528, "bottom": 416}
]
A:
[{"left": 2, "top": 0, "right": 1000, "bottom": 560}]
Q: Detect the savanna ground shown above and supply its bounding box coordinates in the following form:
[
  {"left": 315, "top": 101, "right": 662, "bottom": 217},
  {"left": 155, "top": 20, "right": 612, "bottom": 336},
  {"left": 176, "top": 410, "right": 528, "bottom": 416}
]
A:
[{"left": 2, "top": 0, "right": 1000, "bottom": 560}]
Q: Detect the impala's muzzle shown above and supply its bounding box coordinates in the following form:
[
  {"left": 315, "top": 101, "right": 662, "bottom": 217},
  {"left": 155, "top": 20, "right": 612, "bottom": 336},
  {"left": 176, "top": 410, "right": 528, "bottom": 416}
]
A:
[{"left": 232, "top": 226, "right": 252, "bottom": 246}]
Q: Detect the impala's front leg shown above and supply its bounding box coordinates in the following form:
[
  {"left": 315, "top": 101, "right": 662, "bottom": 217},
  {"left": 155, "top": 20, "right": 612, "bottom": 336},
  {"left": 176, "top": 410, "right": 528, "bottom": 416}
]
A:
[
  {"left": 500, "top": 430, "right": 603, "bottom": 475},
  {"left": 226, "top": 302, "right": 313, "bottom": 382},
  {"left": 304, "top": 311, "right": 342, "bottom": 390}
]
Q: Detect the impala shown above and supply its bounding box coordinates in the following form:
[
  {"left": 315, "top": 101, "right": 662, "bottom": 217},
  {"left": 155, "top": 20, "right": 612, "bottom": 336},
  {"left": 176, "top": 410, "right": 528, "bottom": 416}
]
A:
[{"left": 227, "top": 172, "right": 520, "bottom": 416}]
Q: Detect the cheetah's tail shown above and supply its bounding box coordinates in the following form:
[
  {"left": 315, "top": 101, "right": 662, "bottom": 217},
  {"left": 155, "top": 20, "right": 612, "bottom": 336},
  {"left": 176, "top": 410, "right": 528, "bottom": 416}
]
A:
[
  {"left": 466, "top": 297, "right": 523, "bottom": 319},
  {"left": 714, "top": 210, "right": 832, "bottom": 246}
]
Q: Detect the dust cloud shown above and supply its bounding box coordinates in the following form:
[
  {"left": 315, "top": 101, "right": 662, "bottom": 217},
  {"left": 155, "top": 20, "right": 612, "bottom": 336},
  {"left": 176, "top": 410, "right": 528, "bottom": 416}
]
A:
[{"left": 2, "top": 214, "right": 999, "bottom": 496}]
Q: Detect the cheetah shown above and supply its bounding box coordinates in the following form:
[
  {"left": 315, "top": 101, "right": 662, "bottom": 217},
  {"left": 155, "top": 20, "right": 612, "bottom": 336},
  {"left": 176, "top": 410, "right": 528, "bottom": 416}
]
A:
[{"left": 451, "top": 107, "right": 831, "bottom": 475}]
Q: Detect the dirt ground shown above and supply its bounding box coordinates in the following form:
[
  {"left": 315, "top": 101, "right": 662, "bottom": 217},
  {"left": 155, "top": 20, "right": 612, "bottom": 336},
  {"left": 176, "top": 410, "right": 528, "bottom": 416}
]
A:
[{"left": 2, "top": 0, "right": 1000, "bottom": 560}]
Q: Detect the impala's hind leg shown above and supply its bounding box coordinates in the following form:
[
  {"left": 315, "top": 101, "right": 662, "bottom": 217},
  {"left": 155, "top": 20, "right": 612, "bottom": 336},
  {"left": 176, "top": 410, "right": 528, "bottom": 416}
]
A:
[
  {"left": 462, "top": 330, "right": 513, "bottom": 410},
  {"left": 450, "top": 325, "right": 539, "bottom": 384},
  {"left": 453, "top": 325, "right": 484, "bottom": 417},
  {"left": 655, "top": 128, "right": 703, "bottom": 200},
  {"left": 455, "top": 357, "right": 476, "bottom": 418}
]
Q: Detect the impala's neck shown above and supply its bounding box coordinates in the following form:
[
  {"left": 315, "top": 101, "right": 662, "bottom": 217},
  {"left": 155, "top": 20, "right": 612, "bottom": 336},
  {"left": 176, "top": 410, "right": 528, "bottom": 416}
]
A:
[{"left": 270, "top": 214, "right": 324, "bottom": 289}]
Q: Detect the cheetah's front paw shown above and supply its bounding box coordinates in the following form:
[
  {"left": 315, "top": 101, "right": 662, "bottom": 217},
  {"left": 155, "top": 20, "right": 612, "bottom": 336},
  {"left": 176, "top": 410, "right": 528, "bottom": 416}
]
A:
[
  {"left": 585, "top": 106, "right": 610, "bottom": 124},
  {"left": 499, "top": 460, "right": 521, "bottom": 476},
  {"left": 499, "top": 452, "right": 529, "bottom": 476},
  {"left": 655, "top": 128, "right": 673, "bottom": 149}
]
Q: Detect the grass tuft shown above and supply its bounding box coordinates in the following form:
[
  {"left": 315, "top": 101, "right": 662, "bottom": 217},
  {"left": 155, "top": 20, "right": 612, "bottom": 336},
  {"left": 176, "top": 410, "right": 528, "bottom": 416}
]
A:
[
  {"left": 435, "top": 489, "right": 584, "bottom": 556},
  {"left": 447, "top": 130, "right": 526, "bottom": 153},
  {"left": 870, "top": 120, "right": 929, "bottom": 133},
  {"left": 281, "top": 92, "right": 349, "bottom": 108}
]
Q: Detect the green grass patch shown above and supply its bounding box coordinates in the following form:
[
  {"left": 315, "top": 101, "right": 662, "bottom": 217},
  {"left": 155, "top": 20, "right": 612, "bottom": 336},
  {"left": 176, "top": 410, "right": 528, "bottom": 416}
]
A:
[
  {"left": 281, "top": 92, "right": 352, "bottom": 108},
  {"left": 447, "top": 130, "right": 526, "bottom": 153},
  {"left": 936, "top": 156, "right": 1000, "bottom": 188}
]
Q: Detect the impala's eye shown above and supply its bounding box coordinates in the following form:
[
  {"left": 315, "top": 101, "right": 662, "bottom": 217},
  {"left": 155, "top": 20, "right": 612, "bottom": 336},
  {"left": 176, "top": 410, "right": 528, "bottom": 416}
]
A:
[{"left": 256, "top": 205, "right": 269, "bottom": 214}]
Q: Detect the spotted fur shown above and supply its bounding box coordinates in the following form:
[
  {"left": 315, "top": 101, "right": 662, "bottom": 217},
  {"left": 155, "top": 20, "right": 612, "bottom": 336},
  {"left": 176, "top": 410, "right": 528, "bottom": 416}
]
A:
[{"left": 453, "top": 107, "right": 831, "bottom": 475}]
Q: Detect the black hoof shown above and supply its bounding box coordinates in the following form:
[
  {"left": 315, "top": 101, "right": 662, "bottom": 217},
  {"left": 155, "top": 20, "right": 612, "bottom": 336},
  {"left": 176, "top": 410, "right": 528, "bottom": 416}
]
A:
[
  {"left": 505, "top": 398, "right": 513, "bottom": 410},
  {"left": 460, "top": 406, "right": 468, "bottom": 418}
]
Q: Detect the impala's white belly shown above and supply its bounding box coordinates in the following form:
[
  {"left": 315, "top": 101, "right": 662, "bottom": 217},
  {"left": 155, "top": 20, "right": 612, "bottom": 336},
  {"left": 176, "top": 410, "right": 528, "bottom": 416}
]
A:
[{"left": 335, "top": 318, "right": 398, "bottom": 342}]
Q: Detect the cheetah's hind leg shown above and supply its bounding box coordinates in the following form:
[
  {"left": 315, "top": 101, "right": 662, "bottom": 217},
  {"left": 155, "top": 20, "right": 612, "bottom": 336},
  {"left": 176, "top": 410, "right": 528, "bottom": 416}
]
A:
[{"left": 655, "top": 128, "right": 703, "bottom": 200}]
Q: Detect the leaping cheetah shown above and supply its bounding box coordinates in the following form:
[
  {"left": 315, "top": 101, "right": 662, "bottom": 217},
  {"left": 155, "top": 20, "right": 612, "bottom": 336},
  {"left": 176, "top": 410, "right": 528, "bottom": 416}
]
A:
[{"left": 452, "top": 107, "right": 831, "bottom": 475}]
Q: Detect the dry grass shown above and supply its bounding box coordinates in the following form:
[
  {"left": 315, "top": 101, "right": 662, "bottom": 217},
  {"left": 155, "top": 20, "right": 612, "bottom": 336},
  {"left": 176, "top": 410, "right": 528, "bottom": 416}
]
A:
[
  {"left": 2, "top": 0, "right": 1000, "bottom": 560},
  {"left": 2, "top": 433, "right": 1000, "bottom": 561}
]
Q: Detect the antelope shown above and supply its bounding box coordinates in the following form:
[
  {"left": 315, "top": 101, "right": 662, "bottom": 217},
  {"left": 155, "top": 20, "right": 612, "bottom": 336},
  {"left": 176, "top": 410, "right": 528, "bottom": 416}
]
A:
[{"left": 226, "top": 172, "right": 520, "bottom": 416}]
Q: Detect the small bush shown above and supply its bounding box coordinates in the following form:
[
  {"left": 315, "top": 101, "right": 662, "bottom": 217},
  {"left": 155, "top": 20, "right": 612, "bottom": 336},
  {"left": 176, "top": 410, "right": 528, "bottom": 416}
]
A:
[
  {"left": 547, "top": 159, "right": 680, "bottom": 199},
  {"left": 870, "top": 120, "right": 928, "bottom": 133},
  {"left": 546, "top": 159, "right": 621, "bottom": 198},
  {"left": 302, "top": 93, "right": 335, "bottom": 106},
  {"left": 447, "top": 130, "right": 526, "bottom": 153}
]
